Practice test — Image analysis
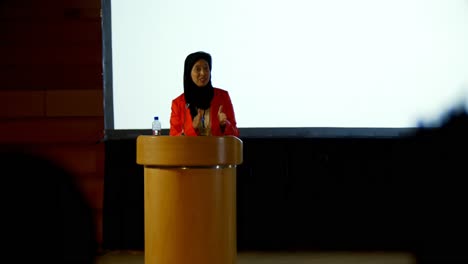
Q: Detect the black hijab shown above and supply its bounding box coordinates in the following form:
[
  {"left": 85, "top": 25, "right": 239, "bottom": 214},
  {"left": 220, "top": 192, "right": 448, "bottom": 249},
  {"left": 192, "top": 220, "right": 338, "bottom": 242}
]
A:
[{"left": 183, "top": 51, "right": 214, "bottom": 118}]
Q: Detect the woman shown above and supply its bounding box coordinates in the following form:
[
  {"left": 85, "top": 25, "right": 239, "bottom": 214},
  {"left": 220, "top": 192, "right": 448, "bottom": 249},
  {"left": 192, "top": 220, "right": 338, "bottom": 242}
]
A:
[{"left": 169, "top": 51, "right": 239, "bottom": 136}]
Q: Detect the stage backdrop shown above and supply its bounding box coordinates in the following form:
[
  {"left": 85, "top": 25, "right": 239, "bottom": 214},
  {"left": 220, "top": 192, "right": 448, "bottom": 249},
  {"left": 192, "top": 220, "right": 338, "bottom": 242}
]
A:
[{"left": 102, "top": 0, "right": 468, "bottom": 138}]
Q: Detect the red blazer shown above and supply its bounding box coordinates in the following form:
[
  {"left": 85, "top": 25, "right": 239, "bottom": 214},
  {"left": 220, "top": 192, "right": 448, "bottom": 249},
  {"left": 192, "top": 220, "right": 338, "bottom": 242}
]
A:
[{"left": 169, "top": 88, "right": 240, "bottom": 137}]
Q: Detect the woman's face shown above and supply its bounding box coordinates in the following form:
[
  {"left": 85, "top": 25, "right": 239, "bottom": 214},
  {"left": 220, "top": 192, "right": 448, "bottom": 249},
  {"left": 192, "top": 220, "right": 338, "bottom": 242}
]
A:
[{"left": 191, "top": 59, "right": 210, "bottom": 87}]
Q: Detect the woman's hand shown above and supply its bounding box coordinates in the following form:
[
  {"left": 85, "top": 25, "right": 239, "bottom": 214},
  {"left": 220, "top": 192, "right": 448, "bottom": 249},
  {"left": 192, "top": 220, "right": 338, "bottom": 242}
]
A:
[
  {"left": 192, "top": 108, "right": 204, "bottom": 128},
  {"left": 218, "top": 105, "right": 227, "bottom": 127}
]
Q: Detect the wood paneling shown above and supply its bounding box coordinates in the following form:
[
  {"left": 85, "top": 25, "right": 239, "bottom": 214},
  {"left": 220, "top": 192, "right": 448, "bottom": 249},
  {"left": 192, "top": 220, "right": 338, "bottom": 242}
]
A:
[
  {"left": 0, "top": 91, "right": 45, "bottom": 117},
  {"left": 81, "top": 178, "right": 104, "bottom": 209},
  {"left": 1, "top": 46, "right": 101, "bottom": 66},
  {"left": 46, "top": 90, "right": 103, "bottom": 116},
  {"left": 1, "top": 21, "right": 102, "bottom": 45},
  {"left": 0, "top": 7, "right": 100, "bottom": 21},
  {"left": 0, "top": 117, "right": 104, "bottom": 144},
  {"left": 0, "top": 65, "right": 102, "bottom": 90},
  {"left": 30, "top": 143, "right": 105, "bottom": 176},
  {"left": 0, "top": 90, "right": 103, "bottom": 117},
  {"left": 0, "top": 0, "right": 105, "bottom": 249},
  {"left": 1, "top": 0, "right": 100, "bottom": 9}
]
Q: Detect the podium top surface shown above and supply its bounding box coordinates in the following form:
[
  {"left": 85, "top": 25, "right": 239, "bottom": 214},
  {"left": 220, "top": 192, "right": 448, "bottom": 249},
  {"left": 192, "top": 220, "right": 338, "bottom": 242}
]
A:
[{"left": 136, "top": 136, "right": 243, "bottom": 166}]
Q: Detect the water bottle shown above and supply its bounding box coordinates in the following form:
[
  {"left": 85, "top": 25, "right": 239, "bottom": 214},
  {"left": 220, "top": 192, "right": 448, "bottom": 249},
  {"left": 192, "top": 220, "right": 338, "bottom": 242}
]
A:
[{"left": 152, "top": 116, "right": 162, "bottom": 135}]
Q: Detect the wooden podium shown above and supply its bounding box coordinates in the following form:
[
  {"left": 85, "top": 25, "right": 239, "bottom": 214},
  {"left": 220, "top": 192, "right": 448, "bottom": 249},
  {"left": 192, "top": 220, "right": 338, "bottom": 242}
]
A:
[{"left": 136, "top": 135, "right": 243, "bottom": 264}]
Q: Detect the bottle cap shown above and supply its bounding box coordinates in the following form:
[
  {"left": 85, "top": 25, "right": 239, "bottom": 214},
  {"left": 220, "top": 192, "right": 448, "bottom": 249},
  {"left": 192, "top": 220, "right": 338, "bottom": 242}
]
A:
[{"left": 154, "top": 116, "right": 159, "bottom": 120}]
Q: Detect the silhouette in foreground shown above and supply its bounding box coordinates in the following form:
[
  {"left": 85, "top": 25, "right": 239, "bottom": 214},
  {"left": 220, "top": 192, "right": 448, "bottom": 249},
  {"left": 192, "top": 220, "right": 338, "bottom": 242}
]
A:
[{"left": 1, "top": 150, "right": 97, "bottom": 263}]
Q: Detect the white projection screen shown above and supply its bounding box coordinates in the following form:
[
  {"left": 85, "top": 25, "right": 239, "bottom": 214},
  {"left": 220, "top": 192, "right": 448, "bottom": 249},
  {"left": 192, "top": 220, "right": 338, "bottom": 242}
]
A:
[{"left": 101, "top": 0, "right": 468, "bottom": 138}]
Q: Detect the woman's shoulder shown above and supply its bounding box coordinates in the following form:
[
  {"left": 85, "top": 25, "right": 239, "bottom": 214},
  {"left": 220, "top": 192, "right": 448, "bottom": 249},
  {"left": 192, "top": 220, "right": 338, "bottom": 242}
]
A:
[
  {"left": 213, "top": 87, "right": 229, "bottom": 95},
  {"left": 172, "top": 93, "right": 186, "bottom": 103}
]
